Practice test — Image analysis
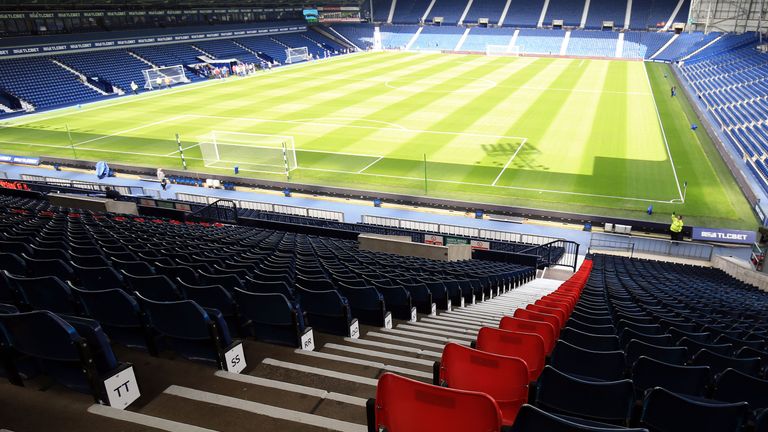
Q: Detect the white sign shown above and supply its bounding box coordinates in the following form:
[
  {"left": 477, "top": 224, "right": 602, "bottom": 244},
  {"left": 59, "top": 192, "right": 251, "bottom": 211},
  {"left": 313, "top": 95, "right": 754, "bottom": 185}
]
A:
[
  {"left": 424, "top": 235, "right": 444, "bottom": 246},
  {"left": 224, "top": 342, "right": 247, "bottom": 374},
  {"left": 430, "top": 303, "right": 437, "bottom": 317},
  {"left": 349, "top": 320, "right": 360, "bottom": 339},
  {"left": 482, "top": 293, "right": 486, "bottom": 302},
  {"left": 104, "top": 366, "right": 140, "bottom": 409},
  {"left": 470, "top": 240, "right": 490, "bottom": 250},
  {"left": 447, "top": 299, "right": 452, "bottom": 311},
  {"left": 410, "top": 307, "right": 418, "bottom": 322},
  {"left": 384, "top": 312, "right": 393, "bottom": 329},
  {"left": 460, "top": 297, "right": 465, "bottom": 308},
  {"left": 472, "top": 295, "right": 476, "bottom": 305},
  {"left": 300, "top": 329, "right": 315, "bottom": 351}
]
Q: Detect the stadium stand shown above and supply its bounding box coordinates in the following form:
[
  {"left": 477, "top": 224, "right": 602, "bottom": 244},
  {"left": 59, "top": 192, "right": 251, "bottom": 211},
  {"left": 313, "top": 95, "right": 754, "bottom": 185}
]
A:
[
  {"left": 584, "top": 0, "right": 627, "bottom": 29},
  {"left": 463, "top": 0, "right": 508, "bottom": 25},
  {"left": 427, "top": 0, "right": 470, "bottom": 25},
  {"left": 544, "top": 0, "right": 587, "bottom": 27},
  {"left": 460, "top": 27, "right": 515, "bottom": 52},
  {"left": 371, "top": 0, "right": 394, "bottom": 22},
  {"left": 504, "top": 0, "right": 546, "bottom": 27},
  {"left": 56, "top": 50, "right": 149, "bottom": 93},
  {"left": 410, "top": 26, "right": 466, "bottom": 50},
  {"left": 379, "top": 25, "right": 420, "bottom": 49},
  {"left": 629, "top": 0, "right": 690, "bottom": 30},
  {"left": 566, "top": 31, "right": 619, "bottom": 57},
  {"left": 621, "top": 31, "right": 674, "bottom": 59},
  {"left": 130, "top": 43, "right": 204, "bottom": 68},
  {"left": 654, "top": 31, "right": 721, "bottom": 61},
  {"left": 516, "top": 29, "right": 567, "bottom": 55},
  {"left": 330, "top": 23, "right": 375, "bottom": 49},
  {"left": 0, "top": 57, "right": 104, "bottom": 109},
  {"left": 391, "top": 0, "right": 433, "bottom": 24}
]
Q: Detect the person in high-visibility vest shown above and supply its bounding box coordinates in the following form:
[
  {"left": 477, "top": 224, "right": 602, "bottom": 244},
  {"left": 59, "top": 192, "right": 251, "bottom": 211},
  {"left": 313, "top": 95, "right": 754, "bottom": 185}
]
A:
[{"left": 670, "top": 213, "right": 684, "bottom": 241}]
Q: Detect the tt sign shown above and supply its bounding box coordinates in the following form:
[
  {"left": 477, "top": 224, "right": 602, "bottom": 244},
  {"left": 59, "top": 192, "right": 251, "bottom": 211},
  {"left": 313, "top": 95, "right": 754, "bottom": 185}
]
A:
[{"left": 692, "top": 227, "right": 756, "bottom": 245}]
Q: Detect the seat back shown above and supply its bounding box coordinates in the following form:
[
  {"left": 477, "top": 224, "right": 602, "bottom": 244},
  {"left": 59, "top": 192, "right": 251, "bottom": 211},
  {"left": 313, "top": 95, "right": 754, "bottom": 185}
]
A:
[
  {"left": 72, "top": 287, "right": 150, "bottom": 350},
  {"left": 631, "top": 356, "right": 710, "bottom": 397},
  {"left": 565, "top": 318, "right": 615, "bottom": 336},
  {"left": 527, "top": 303, "right": 565, "bottom": 328},
  {"left": 6, "top": 273, "right": 77, "bottom": 314},
  {"left": 626, "top": 339, "right": 688, "bottom": 366},
  {"left": 712, "top": 368, "right": 768, "bottom": 410},
  {"left": 640, "top": 387, "right": 748, "bottom": 432},
  {"left": 560, "top": 327, "right": 621, "bottom": 352},
  {"left": 677, "top": 337, "right": 734, "bottom": 358},
  {"left": 438, "top": 343, "right": 528, "bottom": 425},
  {"left": 123, "top": 272, "right": 183, "bottom": 301},
  {"left": 691, "top": 349, "right": 761, "bottom": 376},
  {"left": 550, "top": 340, "right": 626, "bottom": 381},
  {"left": 502, "top": 315, "right": 556, "bottom": 354},
  {"left": 476, "top": 327, "right": 546, "bottom": 382},
  {"left": 370, "top": 372, "right": 502, "bottom": 432},
  {"left": 619, "top": 328, "right": 673, "bottom": 348},
  {"left": 536, "top": 366, "right": 634, "bottom": 426},
  {"left": 510, "top": 404, "right": 650, "bottom": 432}
]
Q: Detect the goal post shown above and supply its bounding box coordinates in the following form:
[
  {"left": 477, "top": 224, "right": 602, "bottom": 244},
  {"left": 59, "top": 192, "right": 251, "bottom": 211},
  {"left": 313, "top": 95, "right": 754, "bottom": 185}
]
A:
[
  {"left": 485, "top": 45, "right": 522, "bottom": 57},
  {"left": 199, "top": 131, "right": 298, "bottom": 178},
  {"left": 143, "top": 65, "right": 190, "bottom": 90},
  {"left": 285, "top": 47, "right": 309, "bottom": 64}
]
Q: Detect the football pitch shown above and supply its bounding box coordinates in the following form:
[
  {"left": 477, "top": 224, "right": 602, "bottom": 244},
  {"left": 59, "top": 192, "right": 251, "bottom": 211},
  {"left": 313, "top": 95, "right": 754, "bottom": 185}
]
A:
[{"left": 0, "top": 51, "right": 757, "bottom": 229}]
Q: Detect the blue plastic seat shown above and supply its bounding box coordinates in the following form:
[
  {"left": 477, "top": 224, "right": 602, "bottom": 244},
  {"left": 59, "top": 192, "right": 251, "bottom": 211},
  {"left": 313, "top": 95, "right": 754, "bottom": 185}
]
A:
[
  {"left": 619, "top": 328, "right": 673, "bottom": 348},
  {"left": 0, "top": 310, "right": 131, "bottom": 403},
  {"left": 177, "top": 279, "right": 242, "bottom": 336},
  {"left": 631, "top": 356, "right": 710, "bottom": 399},
  {"left": 677, "top": 337, "right": 734, "bottom": 358},
  {"left": 640, "top": 387, "right": 748, "bottom": 432},
  {"left": 3, "top": 272, "right": 78, "bottom": 314},
  {"left": 371, "top": 282, "right": 413, "bottom": 320},
  {"left": 535, "top": 366, "right": 635, "bottom": 426},
  {"left": 73, "top": 287, "right": 153, "bottom": 352},
  {"left": 295, "top": 286, "right": 354, "bottom": 336},
  {"left": 510, "top": 405, "right": 650, "bottom": 432},
  {"left": 712, "top": 368, "right": 768, "bottom": 411},
  {"left": 234, "top": 288, "right": 308, "bottom": 347},
  {"left": 560, "top": 327, "right": 621, "bottom": 352},
  {"left": 337, "top": 283, "right": 387, "bottom": 327},
  {"left": 625, "top": 339, "right": 688, "bottom": 366},
  {"left": 550, "top": 340, "right": 626, "bottom": 381},
  {"left": 70, "top": 263, "right": 124, "bottom": 290},
  {"left": 691, "top": 349, "right": 762, "bottom": 376},
  {"left": 565, "top": 318, "right": 616, "bottom": 336},
  {"left": 136, "top": 293, "right": 237, "bottom": 366},
  {"left": 123, "top": 272, "right": 183, "bottom": 301}
]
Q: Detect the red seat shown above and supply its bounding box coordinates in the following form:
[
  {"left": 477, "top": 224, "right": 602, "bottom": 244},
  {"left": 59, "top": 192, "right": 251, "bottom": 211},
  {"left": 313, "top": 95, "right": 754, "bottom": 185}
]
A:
[
  {"left": 513, "top": 308, "right": 560, "bottom": 342},
  {"left": 476, "top": 327, "right": 546, "bottom": 382},
  {"left": 537, "top": 297, "right": 573, "bottom": 315},
  {"left": 499, "top": 309, "right": 558, "bottom": 354},
  {"left": 526, "top": 303, "right": 566, "bottom": 328},
  {"left": 437, "top": 343, "right": 529, "bottom": 426},
  {"left": 369, "top": 372, "right": 502, "bottom": 432}
]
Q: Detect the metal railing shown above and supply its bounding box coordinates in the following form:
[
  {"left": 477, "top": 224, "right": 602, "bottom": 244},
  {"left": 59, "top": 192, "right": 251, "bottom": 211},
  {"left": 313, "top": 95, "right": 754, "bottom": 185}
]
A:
[
  {"left": 188, "top": 199, "right": 239, "bottom": 224},
  {"left": 361, "top": 215, "right": 561, "bottom": 246},
  {"left": 19, "top": 174, "right": 148, "bottom": 197},
  {"left": 175, "top": 192, "right": 344, "bottom": 222},
  {"left": 519, "top": 239, "right": 580, "bottom": 271},
  {"left": 589, "top": 232, "right": 715, "bottom": 261}
]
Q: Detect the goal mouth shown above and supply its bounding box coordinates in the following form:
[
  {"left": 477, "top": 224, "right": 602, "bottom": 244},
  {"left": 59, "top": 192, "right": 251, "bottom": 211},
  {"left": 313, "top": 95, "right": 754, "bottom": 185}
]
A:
[
  {"left": 285, "top": 47, "right": 310, "bottom": 64},
  {"left": 198, "top": 131, "right": 298, "bottom": 177},
  {"left": 143, "top": 65, "right": 191, "bottom": 90},
  {"left": 485, "top": 45, "right": 523, "bottom": 57}
]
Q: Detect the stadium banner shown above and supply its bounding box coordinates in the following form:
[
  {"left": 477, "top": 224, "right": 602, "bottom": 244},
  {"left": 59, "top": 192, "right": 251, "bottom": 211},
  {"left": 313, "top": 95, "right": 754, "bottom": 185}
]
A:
[
  {"left": 424, "top": 235, "right": 444, "bottom": 246},
  {"left": 0, "top": 24, "right": 306, "bottom": 58},
  {"left": 691, "top": 227, "right": 756, "bottom": 245},
  {"left": 470, "top": 240, "right": 491, "bottom": 250},
  {"left": 0, "top": 154, "right": 40, "bottom": 165},
  {"left": 0, "top": 7, "right": 303, "bottom": 20}
]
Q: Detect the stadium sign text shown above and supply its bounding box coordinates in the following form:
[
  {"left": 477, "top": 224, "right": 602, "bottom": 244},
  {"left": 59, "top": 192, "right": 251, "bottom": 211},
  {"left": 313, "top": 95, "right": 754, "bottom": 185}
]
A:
[
  {"left": 0, "top": 154, "right": 41, "bottom": 166},
  {"left": 691, "top": 227, "right": 756, "bottom": 245}
]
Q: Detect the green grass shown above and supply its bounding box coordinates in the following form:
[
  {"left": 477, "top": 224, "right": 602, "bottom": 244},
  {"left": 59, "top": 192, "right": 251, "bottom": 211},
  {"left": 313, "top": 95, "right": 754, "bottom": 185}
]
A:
[{"left": 0, "top": 51, "right": 758, "bottom": 229}]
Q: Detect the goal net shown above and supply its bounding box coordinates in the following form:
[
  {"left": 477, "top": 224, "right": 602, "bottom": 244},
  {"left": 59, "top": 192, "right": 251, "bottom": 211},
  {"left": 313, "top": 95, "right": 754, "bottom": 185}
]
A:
[
  {"left": 143, "top": 65, "right": 190, "bottom": 90},
  {"left": 285, "top": 47, "right": 309, "bottom": 64},
  {"left": 485, "top": 45, "right": 522, "bottom": 57},
  {"left": 199, "top": 131, "right": 298, "bottom": 177}
]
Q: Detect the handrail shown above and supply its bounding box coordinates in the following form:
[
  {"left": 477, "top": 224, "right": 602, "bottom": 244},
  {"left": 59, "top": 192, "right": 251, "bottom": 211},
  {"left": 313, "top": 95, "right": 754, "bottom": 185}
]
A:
[
  {"left": 188, "top": 199, "right": 239, "bottom": 224},
  {"left": 519, "top": 239, "right": 580, "bottom": 271}
]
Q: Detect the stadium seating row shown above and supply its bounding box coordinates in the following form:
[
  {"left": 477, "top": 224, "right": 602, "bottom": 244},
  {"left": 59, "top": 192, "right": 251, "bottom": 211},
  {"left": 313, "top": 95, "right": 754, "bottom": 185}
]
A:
[{"left": 368, "top": 253, "right": 768, "bottom": 431}]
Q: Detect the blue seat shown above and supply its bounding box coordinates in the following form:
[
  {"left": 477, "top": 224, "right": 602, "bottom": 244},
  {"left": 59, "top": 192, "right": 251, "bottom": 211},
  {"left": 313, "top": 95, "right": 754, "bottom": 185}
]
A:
[
  {"left": 677, "top": 337, "right": 734, "bottom": 358},
  {"left": 234, "top": 288, "right": 308, "bottom": 347},
  {"left": 667, "top": 327, "right": 712, "bottom": 343},
  {"left": 198, "top": 271, "right": 243, "bottom": 293},
  {"left": 177, "top": 279, "right": 242, "bottom": 337},
  {"left": 295, "top": 286, "right": 354, "bottom": 336},
  {"left": 510, "top": 404, "right": 650, "bottom": 432},
  {"left": 549, "top": 340, "right": 626, "bottom": 381},
  {"left": 21, "top": 255, "right": 75, "bottom": 282},
  {"left": 625, "top": 339, "right": 688, "bottom": 366},
  {"left": 631, "top": 356, "right": 710, "bottom": 399},
  {"left": 70, "top": 263, "right": 124, "bottom": 291},
  {"left": 691, "top": 349, "right": 762, "bottom": 376},
  {"left": 640, "top": 387, "right": 748, "bottom": 432},
  {"left": 112, "top": 259, "right": 155, "bottom": 276},
  {"left": 153, "top": 262, "right": 198, "bottom": 285},
  {"left": 371, "top": 282, "right": 413, "bottom": 320},
  {"left": 337, "top": 283, "right": 387, "bottom": 327},
  {"left": 123, "top": 272, "right": 183, "bottom": 301},
  {"left": 3, "top": 272, "right": 78, "bottom": 314},
  {"left": 245, "top": 277, "right": 296, "bottom": 301},
  {"left": 136, "top": 293, "right": 237, "bottom": 367},
  {"left": 401, "top": 283, "right": 433, "bottom": 314},
  {"left": 565, "top": 318, "right": 616, "bottom": 336},
  {"left": 0, "top": 303, "right": 19, "bottom": 313},
  {"left": 0, "top": 252, "right": 26, "bottom": 277},
  {"left": 73, "top": 287, "right": 154, "bottom": 352},
  {"left": 712, "top": 368, "right": 768, "bottom": 412},
  {"left": 619, "top": 328, "right": 673, "bottom": 348},
  {"left": 560, "top": 327, "right": 621, "bottom": 352},
  {"left": 0, "top": 310, "right": 130, "bottom": 403},
  {"left": 535, "top": 366, "right": 635, "bottom": 426}
]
